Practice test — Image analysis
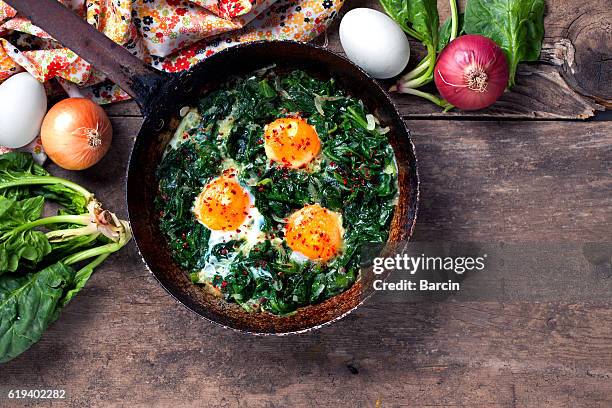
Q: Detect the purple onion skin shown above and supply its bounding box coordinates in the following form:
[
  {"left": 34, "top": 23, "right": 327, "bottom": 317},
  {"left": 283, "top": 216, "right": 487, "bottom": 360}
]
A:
[{"left": 434, "top": 34, "right": 509, "bottom": 111}]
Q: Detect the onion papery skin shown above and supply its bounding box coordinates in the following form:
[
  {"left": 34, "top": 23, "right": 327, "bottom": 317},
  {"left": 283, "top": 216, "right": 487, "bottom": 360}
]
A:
[
  {"left": 41, "top": 98, "right": 112, "bottom": 170},
  {"left": 434, "top": 35, "right": 509, "bottom": 111}
]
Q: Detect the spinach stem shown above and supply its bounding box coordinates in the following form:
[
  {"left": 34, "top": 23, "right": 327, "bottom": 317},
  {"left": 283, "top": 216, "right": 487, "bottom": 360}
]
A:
[
  {"left": 398, "top": 88, "right": 454, "bottom": 110},
  {"left": 346, "top": 106, "right": 369, "bottom": 129},
  {"left": 401, "top": 57, "right": 430, "bottom": 82},
  {"left": 402, "top": 44, "right": 437, "bottom": 88},
  {"left": 74, "top": 253, "right": 110, "bottom": 272},
  {"left": 0, "top": 176, "right": 92, "bottom": 199},
  {"left": 63, "top": 240, "right": 124, "bottom": 265},
  {"left": 1, "top": 214, "right": 90, "bottom": 239},
  {"left": 449, "top": 0, "right": 459, "bottom": 42}
]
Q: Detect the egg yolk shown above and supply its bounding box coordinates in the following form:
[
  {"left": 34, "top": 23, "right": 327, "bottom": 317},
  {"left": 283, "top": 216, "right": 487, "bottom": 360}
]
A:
[
  {"left": 264, "top": 118, "right": 321, "bottom": 168},
  {"left": 285, "top": 204, "right": 343, "bottom": 262},
  {"left": 194, "top": 175, "right": 250, "bottom": 231}
]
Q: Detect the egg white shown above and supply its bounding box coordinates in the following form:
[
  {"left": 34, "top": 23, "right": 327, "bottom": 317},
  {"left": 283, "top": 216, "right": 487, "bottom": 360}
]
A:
[{"left": 195, "top": 186, "right": 266, "bottom": 280}]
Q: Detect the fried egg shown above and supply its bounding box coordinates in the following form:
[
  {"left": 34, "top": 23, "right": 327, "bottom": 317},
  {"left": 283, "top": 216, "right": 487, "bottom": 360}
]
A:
[
  {"left": 194, "top": 171, "right": 265, "bottom": 278},
  {"left": 285, "top": 204, "right": 344, "bottom": 262},
  {"left": 264, "top": 117, "right": 321, "bottom": 168}
]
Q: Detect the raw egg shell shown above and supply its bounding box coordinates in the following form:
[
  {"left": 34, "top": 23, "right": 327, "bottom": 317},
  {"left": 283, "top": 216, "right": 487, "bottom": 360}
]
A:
[
  {"left": 339, "top": 8, "right": 410, "bottom": 79},
  {"left": 0, "top": 72, "right": 47, "bottom": 148}
]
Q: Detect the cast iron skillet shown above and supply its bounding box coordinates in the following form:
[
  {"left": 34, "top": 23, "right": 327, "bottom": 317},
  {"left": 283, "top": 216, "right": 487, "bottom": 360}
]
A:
[{"left": 9, "top": 0, "right": 419, "bottom": 334}]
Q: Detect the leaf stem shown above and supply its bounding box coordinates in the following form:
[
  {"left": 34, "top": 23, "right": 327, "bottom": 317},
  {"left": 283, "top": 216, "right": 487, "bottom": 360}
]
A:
[
  {"left": 397, "top": 88, "right": 454, "bottom": 110},
  {"left": 449, "top": 0, "right": 459, "bottom": 42},
  {"left": 400, "top": 44, "right": 437, "bottom": 88},
  {"left": 1, "top": 214, "right": 90, "bottom": 239},
  {"left": 63, "top": 240, "right": 123, "bottom": 265},
  {"left": 0, "top": 176, "right": 92, "bottom": 199},
  {"left": 401, "top": 57, "right": 430, "bottom": 82}
]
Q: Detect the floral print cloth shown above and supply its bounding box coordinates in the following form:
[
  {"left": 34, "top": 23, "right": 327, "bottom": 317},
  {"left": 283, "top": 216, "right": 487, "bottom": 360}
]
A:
[
  {"left": 0, "top": 0, "right": 343, "bottom": 156},
  {"left": 0, "top": 0, "right": 343, "bottom": 103}
]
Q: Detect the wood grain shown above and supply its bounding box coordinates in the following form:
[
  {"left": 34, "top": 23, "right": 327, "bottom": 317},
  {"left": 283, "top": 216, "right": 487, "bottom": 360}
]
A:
[
  {"left": 1, "top": 116, "right": 610, "bottom": 407},
  {"left": 2, "top": 0, "right": 611, "bottom": 404}
]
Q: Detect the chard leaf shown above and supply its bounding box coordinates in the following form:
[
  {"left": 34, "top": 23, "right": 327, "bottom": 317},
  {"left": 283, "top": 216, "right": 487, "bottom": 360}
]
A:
[
  {"left": 0, "top": 262, "right": 75, "bottom": 363},
  {"left": 463, "top": 0, "right": 545, "bottom": 86}
]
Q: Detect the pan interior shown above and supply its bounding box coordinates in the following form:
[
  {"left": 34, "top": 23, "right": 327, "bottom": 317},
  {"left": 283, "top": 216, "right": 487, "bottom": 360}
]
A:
[{"left": 127, "top": 41, "right": 418, "bottom": 334}]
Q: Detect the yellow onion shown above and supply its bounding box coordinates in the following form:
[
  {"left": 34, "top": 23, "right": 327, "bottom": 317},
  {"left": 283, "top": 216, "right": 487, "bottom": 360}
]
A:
[{"left": 41, "top": 98, "right": 112, "bottom": 170}]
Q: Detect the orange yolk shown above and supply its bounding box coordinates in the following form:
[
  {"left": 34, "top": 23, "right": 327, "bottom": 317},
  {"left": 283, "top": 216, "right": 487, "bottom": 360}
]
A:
[
  {"left": 264, "top": 117, "right": 321, "bottom": 168},
  {"left": 194, "top": 175, "right": 250, "bottom": 231},
  {"left": 285, "top": 204, "right": 343, "bottom": 262}
]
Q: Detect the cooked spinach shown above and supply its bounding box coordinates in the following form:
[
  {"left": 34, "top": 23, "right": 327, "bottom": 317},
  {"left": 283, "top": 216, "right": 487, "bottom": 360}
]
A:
[
  {"left": 156, "top": 70, "right": 398, "bottom": 315},
  {"left": 463, "top": 0, "right": 545, "bottom": 86}
]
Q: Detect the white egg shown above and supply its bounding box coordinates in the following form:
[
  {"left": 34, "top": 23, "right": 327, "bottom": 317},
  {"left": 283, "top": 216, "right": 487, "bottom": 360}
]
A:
[
  {"left": 339, "top": 8, "right": 410, "bottom": 79},
  {"left": 0, "top": 72, "right": 47, "bottom": 148}
]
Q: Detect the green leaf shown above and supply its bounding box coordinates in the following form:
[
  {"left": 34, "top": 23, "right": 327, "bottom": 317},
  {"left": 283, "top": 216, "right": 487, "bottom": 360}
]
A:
[
  {"left": 380, "top": 0, "right": 439, "bottom": 47},
  {"left": 463, "top": 0, "right": 545, "bottom": 86},
  {"left": 0, "top": 262, "right": 75, "bottom": 363},
  {"left": 0, "top": 196, "right": 51, "bottom": 273},
  {"left": 0, "top": 230, "right": 52, "bottom": 274},
  {"left": 38, "top": 183, "right": 88, "bottom": 215},
  {"left": 0, "top": 196, "right": 44, "bottom": 233},
  {"left": 379, "top": 0, "right": 413, "bottom": 37},
  {"left": 438, "top": 12, "right": 464, "bottom": 52},
  {"left": 0, "top": 153, "right": 48, "bottom": 199}
]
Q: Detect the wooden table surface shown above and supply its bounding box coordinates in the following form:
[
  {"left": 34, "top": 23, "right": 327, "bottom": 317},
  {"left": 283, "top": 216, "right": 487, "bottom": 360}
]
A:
[{"left": 3, "top": 0, "right": 611, "bottom": 407}]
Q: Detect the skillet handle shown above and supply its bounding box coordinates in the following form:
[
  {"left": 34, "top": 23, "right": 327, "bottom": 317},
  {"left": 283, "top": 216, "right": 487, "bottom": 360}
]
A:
[{"left": 3, "top": 0, "right": 167, "bottom": 111}]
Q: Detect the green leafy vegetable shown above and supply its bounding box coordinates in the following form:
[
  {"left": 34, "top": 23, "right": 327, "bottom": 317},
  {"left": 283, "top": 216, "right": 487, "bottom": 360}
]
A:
[
  {"left": 438, "top": 12, "right": 464, "bottom": 52},
  {"left": 0, "top": 152, "right": 132, "bottom": 363},
  {"left": 463, "top": 0, "right": 545, "bottom": 86},
  {"left": 381, "top": 0, "right": 457, "bottom": 110},
  {"left": 0, "top": 262, "right": 75, "bottom": 363},
  {"left": 157, "top": 70, "right": 398, "bottom": 315}
]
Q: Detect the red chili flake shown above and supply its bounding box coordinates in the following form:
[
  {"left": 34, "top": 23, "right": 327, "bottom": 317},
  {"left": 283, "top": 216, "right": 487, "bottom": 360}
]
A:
[{"left": 221, "top": 281, "right": 228, "bottom": 288}]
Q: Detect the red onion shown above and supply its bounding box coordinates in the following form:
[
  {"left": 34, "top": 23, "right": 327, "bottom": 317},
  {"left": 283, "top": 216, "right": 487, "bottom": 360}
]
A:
[{"left": 434, "top": 34, "right": 509, "bottom": 111}]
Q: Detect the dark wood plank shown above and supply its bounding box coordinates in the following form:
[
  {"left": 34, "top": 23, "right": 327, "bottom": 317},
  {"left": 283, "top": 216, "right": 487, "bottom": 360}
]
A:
[
  {"left": 103, "top": 0, "right": 610, "bottom": 120},
  {"left": 1, "top": 117, "right": 610, "bottom": 407}
]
